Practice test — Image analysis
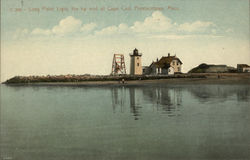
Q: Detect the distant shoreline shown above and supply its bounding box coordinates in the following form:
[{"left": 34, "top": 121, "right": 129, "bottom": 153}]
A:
[{"left": 3, "top": 73, "right": 250, "bottom": 86}]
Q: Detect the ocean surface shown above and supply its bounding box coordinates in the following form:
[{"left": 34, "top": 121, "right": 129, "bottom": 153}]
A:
[{"left": 0, "top": 84, "right": 250, "bottom": 160}]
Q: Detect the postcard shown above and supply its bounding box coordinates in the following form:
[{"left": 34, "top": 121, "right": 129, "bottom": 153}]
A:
[{"left": 1, "top": 0, "right": 249, "bottom": 160}]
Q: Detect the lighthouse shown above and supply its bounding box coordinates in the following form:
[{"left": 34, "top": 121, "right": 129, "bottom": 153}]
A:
[{"left": 130, "top": 48, "right": 142, "bottom": 75}]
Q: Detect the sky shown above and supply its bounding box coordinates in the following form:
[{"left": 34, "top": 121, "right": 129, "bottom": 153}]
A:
[{"left": 1, "top": 0, "right": 249, "bottom": 82}]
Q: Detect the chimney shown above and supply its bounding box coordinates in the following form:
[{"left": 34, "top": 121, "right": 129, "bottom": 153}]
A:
[
  {"left": 157, "top": 58, "right": 158, "bottom": 62},
  {"left": 168, "top": 53, "right": 170, "bottom": 57}
]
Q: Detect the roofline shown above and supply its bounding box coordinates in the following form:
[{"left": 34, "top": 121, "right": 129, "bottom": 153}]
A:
[
  {"left": 155, "top": 57, "right": 183, "bottom": 65},
  {"left": 129, "top": 53, "right": 142, "bottom": 57}
]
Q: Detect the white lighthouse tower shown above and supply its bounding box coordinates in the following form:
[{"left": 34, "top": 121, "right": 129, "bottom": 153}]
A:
[{"left": 130, "top": 48, "right": 142, "bottom": 75}]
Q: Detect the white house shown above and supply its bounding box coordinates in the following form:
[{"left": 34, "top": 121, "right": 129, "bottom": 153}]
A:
[{"left": 143, "top": 53, "right": 183, "bottom": 75}]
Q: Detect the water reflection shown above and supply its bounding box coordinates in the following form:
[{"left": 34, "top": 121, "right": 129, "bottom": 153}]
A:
[
  {"left": 142, "top": 87, "right": 182, "bottom": 116},
  {"left": 187, "top": 85, "right": 250, "bottom": 103},
  {"left": 111, "top": 87, "right": 126, "bottom": 113},
  {"left": 111, "top": 86, "right": 183, "bottom": 119},
  {"left": 110, "top": 84, "right": 250, "bottom": 120},
  {"left": 128, "top": 88, "right": 142, "bottom": 120},
  {"left": 110, "top": 87, "right": 143, "bottom": 120},
  {"left": 236, "top": 87, "right": 250, "bottom": 102},
  {"left": 1, "top": 84, "right": 250, "bottom": 160}
]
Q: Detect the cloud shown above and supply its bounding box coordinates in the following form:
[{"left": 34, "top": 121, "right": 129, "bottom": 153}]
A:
[
  {"left": 95, "top": 23, "right": 129, "bottom": 35},
  {"left": 178, "top": 21, "right": 215, "bottom": 32},
  {"left": 225, "top": 28, "right": 233, "bottom": 33},
  {"left": 52, "top": 16, "right": 82, "bottom": 35},
  {"left": 81, "top": 22, "right": 97, "bottom": 32},
  {"left": 31, "top": 28, "right": 52, "bottom": 36},
  {"left": 95, "top": 11, "right": 217, "bottom": 37},
  {"left": 150, "top": 34, "right": 223, "bottom": 40},
  {"left": 26, "top": 11, "right": 220, "bottom": 39},
  {"left": 31, "top": 16, "right": 96, "bottom": 36},
  {"left": 95, "top": 11, "right": 173, "bottom": 36},
  {"left": 95, "top": 26, "right": 118, "bottom": 35},
  {"left": 131, "top": 11, "right": 173, "bottom": 33}
]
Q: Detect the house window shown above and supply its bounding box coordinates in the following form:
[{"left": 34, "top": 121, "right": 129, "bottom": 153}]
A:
[
  {"left": 137, "top": 57, "right": 139, "bottom": 60},
  {"left": 178, "top": 67, "right": 181, "bottom": 72},
  {"left": 137, "top": 63, "right": 139, "bottom": 66},
  {"left": 173, "top": 61, "right": 175, "bottom": 65},
  {"left": 157, "top": 68, "right": 161, "bottom": 74}
]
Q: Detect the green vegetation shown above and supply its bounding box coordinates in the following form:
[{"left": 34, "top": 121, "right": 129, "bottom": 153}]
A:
[
  {"left": 188, "top": 63, "right": 237, "bottom": 73},
  {"left": 189, "top": 63, "right": 210, "bottom": 73}
]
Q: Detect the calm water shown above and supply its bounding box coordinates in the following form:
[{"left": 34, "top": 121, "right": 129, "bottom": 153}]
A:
[{"left": 0, "top": 84, "right": 250, "bottom": 160}]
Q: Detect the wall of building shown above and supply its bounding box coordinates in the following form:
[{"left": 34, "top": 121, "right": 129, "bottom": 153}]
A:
[
  {"left": 130, "top": 56, "right": 142, "bottom": 75},
  {"left": 148, "top": 63, "right": 179, "bottom": 75},
  {"left": 243, "top": 67, "right": 250, "bottom": 72},
  {"left": 142, "top": 66, "right": 151, "bottom": 75},
  {"left": 236, "top": 64, "right": 250, "bottom": 72},
  {"left": 170, "top": 60, "right": 182, "bottom": 73},
  {"left": 168, "top": 67, "right": 175, "bottom": 75},
  {"left": 150, "top": 65, "right": 157, "bottom": 75}
]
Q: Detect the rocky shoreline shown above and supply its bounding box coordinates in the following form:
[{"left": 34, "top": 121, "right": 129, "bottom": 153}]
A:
[
  {"left": 3, "top": 74, "right": 205, "bottom": 84},
  {"left": 3, "top": 73, "right": 250, "bottom": 85}
]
